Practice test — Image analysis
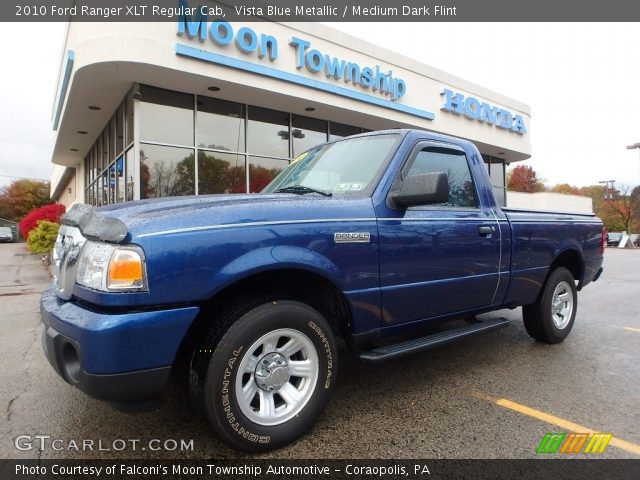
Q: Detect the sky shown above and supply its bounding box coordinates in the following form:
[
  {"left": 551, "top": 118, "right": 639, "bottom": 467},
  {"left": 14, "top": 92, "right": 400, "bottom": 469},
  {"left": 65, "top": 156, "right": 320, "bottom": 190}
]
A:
[{"left": 0, "top": 22, "right": 639, "bottom": 191}]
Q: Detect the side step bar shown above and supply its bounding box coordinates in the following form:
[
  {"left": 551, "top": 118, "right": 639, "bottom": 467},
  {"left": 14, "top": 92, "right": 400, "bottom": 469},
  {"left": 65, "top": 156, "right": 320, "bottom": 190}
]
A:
[{"left": 359, "top": 317, "right": 509, "bottom": 363}]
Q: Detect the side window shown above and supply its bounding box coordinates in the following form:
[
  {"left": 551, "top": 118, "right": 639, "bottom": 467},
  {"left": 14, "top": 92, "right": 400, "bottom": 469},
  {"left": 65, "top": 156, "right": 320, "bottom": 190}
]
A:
[{"left": 407, "top": 146, "right": 477, "bottom": 207}]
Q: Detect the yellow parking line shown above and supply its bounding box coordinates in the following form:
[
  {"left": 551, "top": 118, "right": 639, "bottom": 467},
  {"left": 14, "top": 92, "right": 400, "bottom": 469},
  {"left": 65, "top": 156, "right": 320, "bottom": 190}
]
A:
[
  {"left": 470, "top": 391, "right": 640, "bottom": 455},
  {"left": 623, "top": 327, "right": 640, "bottom": 333}
]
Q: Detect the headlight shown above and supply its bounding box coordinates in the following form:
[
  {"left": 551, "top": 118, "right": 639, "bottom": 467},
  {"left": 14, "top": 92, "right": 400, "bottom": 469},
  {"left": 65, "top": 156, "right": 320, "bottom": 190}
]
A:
[{"left": 76, "top": 241, "right": 147, "bottom": 291}]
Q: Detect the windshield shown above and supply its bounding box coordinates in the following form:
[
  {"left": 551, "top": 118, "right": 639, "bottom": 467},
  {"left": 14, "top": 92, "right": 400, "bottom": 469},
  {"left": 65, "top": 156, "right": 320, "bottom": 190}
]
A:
[{"left": 262, "top": 134, "right": 400, "bottom": 196}]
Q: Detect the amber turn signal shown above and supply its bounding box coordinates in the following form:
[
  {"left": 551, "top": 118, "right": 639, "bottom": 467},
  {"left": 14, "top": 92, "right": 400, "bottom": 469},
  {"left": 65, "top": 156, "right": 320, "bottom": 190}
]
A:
[{"left": 107, "top": 249, "right": 145, "bottom": 289}]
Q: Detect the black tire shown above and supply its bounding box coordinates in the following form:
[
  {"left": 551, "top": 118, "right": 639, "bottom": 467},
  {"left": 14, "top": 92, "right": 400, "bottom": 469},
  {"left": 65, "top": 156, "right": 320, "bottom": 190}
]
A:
[
  {"left": 190, "top": 299, "right": 337, "bottom": 452},
  {"left": 522, "top": 267, "right": 577, "bottom": 344}
]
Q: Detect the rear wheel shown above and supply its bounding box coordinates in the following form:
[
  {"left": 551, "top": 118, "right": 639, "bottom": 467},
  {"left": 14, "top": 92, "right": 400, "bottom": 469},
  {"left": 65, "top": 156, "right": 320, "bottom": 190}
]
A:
[
  {"left": 190, "top": 299, "right": 337, "bottom": 452},
  {"left": 523, "top": 267, "right": 577, "bottom": 344}
]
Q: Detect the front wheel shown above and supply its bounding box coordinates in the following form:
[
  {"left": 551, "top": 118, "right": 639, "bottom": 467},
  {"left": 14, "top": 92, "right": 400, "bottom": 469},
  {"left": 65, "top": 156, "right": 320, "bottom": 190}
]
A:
[
  {"left": 522, "top": 267, "right": 577, "bottom": 344},
  {"left": 191, "top": 300, "right": 337, "bottom": 452}
]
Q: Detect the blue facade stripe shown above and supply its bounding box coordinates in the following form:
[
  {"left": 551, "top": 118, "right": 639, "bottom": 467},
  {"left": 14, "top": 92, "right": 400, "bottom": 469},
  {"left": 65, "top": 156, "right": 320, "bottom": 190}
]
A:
[
  {"left": 52, "top": 50, "right": 75, "bottom": 131},
  {"left": 175, "top": 44, "right": 435, "bottom": 121}
]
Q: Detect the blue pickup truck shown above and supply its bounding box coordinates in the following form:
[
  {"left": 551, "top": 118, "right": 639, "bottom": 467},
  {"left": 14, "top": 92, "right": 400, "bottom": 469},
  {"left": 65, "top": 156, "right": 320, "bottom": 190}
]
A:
[{"left": 41, "top": 129, "right": 604, "bottom": 451}]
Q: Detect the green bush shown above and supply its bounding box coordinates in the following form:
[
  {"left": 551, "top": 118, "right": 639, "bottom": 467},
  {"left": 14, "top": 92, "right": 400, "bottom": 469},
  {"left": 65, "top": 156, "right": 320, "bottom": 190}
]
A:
[{"left": 26, "top": 220, "right": 59, "bottom": 254}]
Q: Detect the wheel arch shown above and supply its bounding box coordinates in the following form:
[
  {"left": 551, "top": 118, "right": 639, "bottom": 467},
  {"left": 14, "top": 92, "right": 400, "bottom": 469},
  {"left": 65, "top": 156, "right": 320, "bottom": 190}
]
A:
[
  {"left": 177, "top": 266, "right": 353, "bottom": 361},
  {"left": 548, "top": 248, "right": 585, "bottom": 289}
]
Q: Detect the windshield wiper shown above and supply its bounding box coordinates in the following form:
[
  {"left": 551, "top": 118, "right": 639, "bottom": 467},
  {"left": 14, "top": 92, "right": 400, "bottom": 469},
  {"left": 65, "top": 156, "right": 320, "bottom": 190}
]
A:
[{"left": 274, "top": 185, "right": 332, "bottom": 197}]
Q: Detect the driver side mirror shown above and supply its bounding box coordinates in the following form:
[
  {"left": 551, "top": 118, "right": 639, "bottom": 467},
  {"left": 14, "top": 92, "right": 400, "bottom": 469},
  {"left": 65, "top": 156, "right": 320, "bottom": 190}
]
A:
[{"left": 390, "top": 172, "right": 449, "bottom": 209}]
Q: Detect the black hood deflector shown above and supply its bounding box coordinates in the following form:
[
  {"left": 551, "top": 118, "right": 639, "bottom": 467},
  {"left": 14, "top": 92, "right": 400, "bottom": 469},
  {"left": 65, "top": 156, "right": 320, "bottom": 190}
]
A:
[{"left": 61, "top": 204, "right": 127, "bottom": 244}]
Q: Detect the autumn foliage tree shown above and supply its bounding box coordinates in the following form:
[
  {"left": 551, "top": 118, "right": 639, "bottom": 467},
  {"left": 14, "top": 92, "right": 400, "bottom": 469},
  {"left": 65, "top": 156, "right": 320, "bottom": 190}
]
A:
[
  {"left": 600, "top": 184, "right": 639, "bottom": 233},
  {"left": 507, "top": 165, "right": 545, "bottom": 193},
  {"left": 545, "top": 182, "right": 640, "bottom": 233},
  {"left": 0, "top": 180, "right": 52, "bottom": 222},
  {"left": 19, "top": 203, "right": 66, "bottom": 240},
  {"left": 550, "top": 183, "right": 580, "bottom": 195}
]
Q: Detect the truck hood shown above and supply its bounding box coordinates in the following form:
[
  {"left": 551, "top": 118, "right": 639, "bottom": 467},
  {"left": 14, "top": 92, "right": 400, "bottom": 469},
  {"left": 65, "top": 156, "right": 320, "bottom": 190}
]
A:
[{"left": 64, "top": 194, "right": 374, "bottom": 243}]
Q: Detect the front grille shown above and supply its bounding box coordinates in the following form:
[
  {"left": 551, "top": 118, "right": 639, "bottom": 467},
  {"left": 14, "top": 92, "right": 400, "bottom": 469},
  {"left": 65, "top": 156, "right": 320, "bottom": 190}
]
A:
[{"left": 52, "top": 226, "right": 86, "bottom": 300}]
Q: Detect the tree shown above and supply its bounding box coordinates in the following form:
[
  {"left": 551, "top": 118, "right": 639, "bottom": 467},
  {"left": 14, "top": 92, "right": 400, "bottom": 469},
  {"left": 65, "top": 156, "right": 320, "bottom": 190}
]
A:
[
  {"left": 550, "top": 183, "right": 580, "bottom": 195},
  {"left": 0, "top": 180, "right": 52, "bottom": 222},
  {"left": 26, "top": 220, "right": 59, "bottom": 254},
  {"left": 576, "top": 185, "right": 606, "bottom": 221},
  {"left": 507, "top": 165, "right": 545, "bottom": 193},
  {"left": 19, "top": 203, "right": 65, "bottom": 240},
  {"left": 600, "top": 184, "right": 638, "bottom": 233}
]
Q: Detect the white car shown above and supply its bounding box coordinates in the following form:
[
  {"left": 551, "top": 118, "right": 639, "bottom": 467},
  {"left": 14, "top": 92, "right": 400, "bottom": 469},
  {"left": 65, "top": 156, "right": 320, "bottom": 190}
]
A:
[{"left": 0, "top": 227, "right": 14, "bottom": 242}]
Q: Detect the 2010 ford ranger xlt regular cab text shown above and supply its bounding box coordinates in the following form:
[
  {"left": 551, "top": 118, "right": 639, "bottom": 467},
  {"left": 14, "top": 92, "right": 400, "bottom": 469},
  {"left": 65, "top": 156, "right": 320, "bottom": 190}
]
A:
[{"left": 41, "top": 130, "right": 604, "bottom": 451}]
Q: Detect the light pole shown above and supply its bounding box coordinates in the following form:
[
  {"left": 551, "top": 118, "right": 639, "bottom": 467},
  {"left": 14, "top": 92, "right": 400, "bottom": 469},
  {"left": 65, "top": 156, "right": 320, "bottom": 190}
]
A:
[
  {"left": 598, "top": 179, "right": 616, "bottom": 200},
  {"left": 627, "top": 143, "right": 640, "bottom": 180}
]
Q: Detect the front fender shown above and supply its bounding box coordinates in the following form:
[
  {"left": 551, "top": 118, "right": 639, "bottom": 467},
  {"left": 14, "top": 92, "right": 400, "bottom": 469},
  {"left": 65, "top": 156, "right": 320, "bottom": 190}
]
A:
[{"left": 204, "top": 245, "right": 346, "bottom": 298}]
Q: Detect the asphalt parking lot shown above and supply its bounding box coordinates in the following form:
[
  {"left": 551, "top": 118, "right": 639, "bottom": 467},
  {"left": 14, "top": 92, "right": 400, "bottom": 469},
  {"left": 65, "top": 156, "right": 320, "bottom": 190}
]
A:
[{"left": 1, "top": 242, "right": 639, "bottom": 460}]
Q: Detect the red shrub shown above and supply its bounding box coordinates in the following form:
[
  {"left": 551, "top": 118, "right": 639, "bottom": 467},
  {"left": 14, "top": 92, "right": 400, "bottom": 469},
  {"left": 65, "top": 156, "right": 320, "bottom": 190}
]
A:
[{"left": 19, "top": 203, "right": 66, "bottom": 239}]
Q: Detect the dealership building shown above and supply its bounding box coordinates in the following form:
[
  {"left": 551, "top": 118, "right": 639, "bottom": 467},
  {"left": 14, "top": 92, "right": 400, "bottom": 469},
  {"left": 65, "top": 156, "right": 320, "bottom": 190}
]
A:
[{"left": 49, "top": 20, "right": 531, "bottom": 208}]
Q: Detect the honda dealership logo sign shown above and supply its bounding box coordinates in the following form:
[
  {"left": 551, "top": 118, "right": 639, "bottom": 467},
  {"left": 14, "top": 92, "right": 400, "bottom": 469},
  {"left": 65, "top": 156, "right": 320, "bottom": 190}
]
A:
[{"left": 441, "top": 89, "right": 528, "bottom": 135}]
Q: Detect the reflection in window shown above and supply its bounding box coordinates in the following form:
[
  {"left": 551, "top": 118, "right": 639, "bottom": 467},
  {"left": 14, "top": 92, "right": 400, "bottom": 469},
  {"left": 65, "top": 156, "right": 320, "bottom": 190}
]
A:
[
  {"left": 489, "top": 162, "right": 505, "bottom": 188},
  {"left": 140, "top": 144, "right": 195, "bottom": 199},
  {"left": 109, "top": 117, "right": 116, "bottom": 160},
  {"left": 95, "top": 136, "right": 102, "bottom": 175},
  {"left": 197, "top": 97, "right": 245, "bottom": 152},
  {"left": 84, "top": 154, "right": 90, "bottom": 186},
  {"left": 247, "top": 107, "right": 289, "bottom": 158},
  {"left": 198, "top": 151, "right": 246, "bottom": 194},
  {"left": 493, "top": 187, "right": 506, "bottom": 207},
  {"left": 408, "top": 147, "right": 477, "bottom": 207},
  {"left": 292, "top": 115, "right": 327, "bottom": 156},
  {"left": 126, "top": 94, "right": 134, "bottom": 147},
  {"left": 116, "top": 105, "right": 124, "bottom": 154},
  {"left": 114, "top": 156, "right": 126, "bottom": 203},
  {"left": 329, "top": 122, "right": 361, "bottom": 141},
  {"left": 102, "top": 129, "right": 110, "bottom": 174},
  {"left": 96, "top": 177, "right": 103, "bottom": 207},
  {"left": 125, "top": 148, "right": 135, "bottom": 201},
  {"left": 249, "top": 156, "right": 289, "bottom": 193},
  {"left": 139, "top": 85, "right": 194, "bottom": 146}
]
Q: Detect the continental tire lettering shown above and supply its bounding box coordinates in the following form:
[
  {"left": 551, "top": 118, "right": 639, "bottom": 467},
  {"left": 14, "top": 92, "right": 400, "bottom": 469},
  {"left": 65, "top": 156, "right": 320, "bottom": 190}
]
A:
[
  {"left": 220, "top": 346, "right": 270, "bottom": 444},
  {"left": 308, "top": 320, "right": 334, "bottom": 389}
]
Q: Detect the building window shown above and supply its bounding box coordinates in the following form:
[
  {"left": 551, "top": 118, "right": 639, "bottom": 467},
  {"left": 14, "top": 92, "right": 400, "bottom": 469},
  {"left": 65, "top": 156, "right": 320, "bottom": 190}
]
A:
[
  {"left": 125, "top": 148, "right": 135, "bottom": 202},
  {"left": 248, "top": 156, "right": 290, "bottom": 193},
  {"left": 83, "top": 84, "right": 367, "bottom": 205},
  {"left": 484, "top": 154, "right": 507, "bottom": 207},
  {"left": 139, "top": 85, "right": 194, "bottom": 146},
  {"left": 329, "top": 122, "right": 362, "bottom": 141},
  {"left": 116, "top": 105, "right": 124, "bottom": 154},
  {"left": 247, "top": 106, "right": 290, "bottom": 159},
  {"left": 140, "top": 144, "right": 195, "bottom": 199},
  {"left": 198, "top": 151, "right": 246, "bottom": 194},
  {"left": 292, "top": 115, "right": 327, "bottom": 157},
  {"left": 196, "top": 97, "right": 245, "bottom": 152}
]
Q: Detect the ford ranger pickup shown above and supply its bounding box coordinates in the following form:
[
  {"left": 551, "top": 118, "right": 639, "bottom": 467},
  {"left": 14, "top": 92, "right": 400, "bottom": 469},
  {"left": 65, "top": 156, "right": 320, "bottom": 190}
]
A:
[{"left": 41, "top": 129, "right": 604, "bottom": 451}]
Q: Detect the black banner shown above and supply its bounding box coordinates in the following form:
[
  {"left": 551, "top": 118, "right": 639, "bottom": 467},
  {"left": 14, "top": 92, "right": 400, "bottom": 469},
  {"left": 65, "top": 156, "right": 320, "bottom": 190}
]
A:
[
  {"left": 2, "top": 459, "right": 640, "bottom": 480},
  {"left": 3, "top": 0, "right": 640, "bottom": 22}
]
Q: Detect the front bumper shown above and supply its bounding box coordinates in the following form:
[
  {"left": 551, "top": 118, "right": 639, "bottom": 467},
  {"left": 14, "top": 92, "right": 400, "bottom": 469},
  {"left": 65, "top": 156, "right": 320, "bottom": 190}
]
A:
[{"left": 40, "top": 286, "right": 199, "bottom": 408}]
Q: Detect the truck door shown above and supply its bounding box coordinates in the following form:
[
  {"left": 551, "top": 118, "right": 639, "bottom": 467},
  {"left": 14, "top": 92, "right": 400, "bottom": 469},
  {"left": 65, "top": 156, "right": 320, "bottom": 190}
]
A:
[{"left": 377, "top": 141, "right": 501, "bottom": 326}]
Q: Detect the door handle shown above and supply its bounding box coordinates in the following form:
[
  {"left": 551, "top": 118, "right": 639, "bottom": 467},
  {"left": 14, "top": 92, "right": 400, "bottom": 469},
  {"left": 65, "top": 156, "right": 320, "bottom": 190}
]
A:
[{"left": 479, "top": 226, "right": 495, "bottom": 237}]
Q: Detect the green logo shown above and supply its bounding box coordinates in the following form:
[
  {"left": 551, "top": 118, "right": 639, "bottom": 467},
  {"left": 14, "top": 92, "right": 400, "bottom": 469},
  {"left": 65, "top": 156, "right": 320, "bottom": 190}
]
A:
[{"left": 536, "top": 432, "right": 612, "bottom": 454}]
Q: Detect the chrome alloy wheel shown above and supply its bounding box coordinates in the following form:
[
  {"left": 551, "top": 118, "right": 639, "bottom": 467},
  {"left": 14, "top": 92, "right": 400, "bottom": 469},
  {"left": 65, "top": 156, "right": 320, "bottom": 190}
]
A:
[
  {"left": 551, "top": 280, "right": 574, "bottom": 329},
  {"left": 235, "top": 328, "right": 319, "bottom": 426}
]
